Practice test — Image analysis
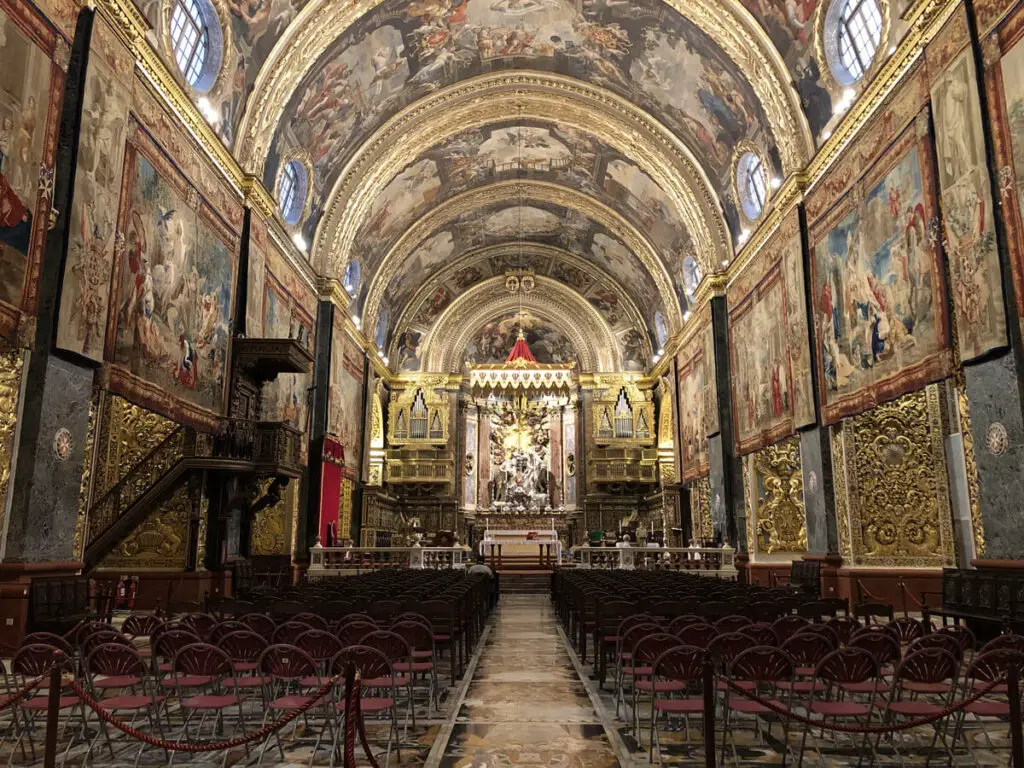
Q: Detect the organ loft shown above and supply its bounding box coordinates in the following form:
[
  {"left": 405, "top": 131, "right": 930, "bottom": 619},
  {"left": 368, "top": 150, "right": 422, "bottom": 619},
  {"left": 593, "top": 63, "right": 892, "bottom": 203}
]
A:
[{"left": 0, "top": 0, "right": 1023, "bottom": 762}]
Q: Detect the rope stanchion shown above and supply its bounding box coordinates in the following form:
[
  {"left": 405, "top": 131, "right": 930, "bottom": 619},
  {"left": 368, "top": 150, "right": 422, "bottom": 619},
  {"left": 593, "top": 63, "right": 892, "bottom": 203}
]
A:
[
  {"left": 717, "top": 675, "right": 1004, "bottom": 734},
  {"left": 43, "top": 661, "right": 62, "bottom": 768},
  {"left": 65, "top": 676, "right": 339, "bottom": 753}
]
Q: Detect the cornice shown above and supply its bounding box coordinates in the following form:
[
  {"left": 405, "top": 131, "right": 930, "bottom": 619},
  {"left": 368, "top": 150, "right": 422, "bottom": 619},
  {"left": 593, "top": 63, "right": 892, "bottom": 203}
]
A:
[
  {"left": 235, "top": 0, "right": 811, "bottom": 180},
  {"left": 726, "top": 174, "right": 807, "bottom": 286},
  {"left": 360, "top": 179, "right": 683, "bottom": 343},
  {"left": 313, "top": 73, "right": 731, "bottom": 276}
]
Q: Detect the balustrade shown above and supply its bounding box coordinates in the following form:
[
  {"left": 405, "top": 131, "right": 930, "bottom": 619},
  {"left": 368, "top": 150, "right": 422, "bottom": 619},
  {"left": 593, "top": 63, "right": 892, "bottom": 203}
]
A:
[
  {"left": 308, "top": 545, "right": 469, "bottom": 576},
  {"left": 574, "top": 544, "right": 737, "bottom": 579}
]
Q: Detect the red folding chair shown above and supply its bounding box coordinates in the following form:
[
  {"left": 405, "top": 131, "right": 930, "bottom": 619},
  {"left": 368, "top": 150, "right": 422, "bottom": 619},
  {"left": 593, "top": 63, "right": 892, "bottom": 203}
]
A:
[
  {"left": 328, "top": 646, "right": 402, "bottom": 768},
  {"left": 217, "top": 630, "right": 269, "bottom": 694},
  {"left": 84, "top": 643, "right": 167, "bottom": 764},
  {"left": 715, "top": 615, "right": 752, "bottom": 634},
  {"left": 179, "top": 613, "right": 217, "bottom": 640},
  {"left": 293, "top": 612, "right": 330, "bottom": 631},
  {"left": 797, "top": 646, "right": 880, "bottom": 766},
  {"left": 8, "top": 646, "right": 80, "bottom": 763},
  {"left": 949, "top": 648, "right": 1024, "bottom": 763},
  {"left": 169, "top": 644, "right": 246, "bottom": 767},
  {"left": 272, "top": 621, "right": 309, "bottom": 646},
  {"left": 720, "top": 646, "right": 796, "bottom": 767},
  {"left": 390, "top": 620, "right": 440, "bottom": 712},
  {"left": 771, "top": 614, "right": 810, "bottom": 643},
  {"left": 677, "top": 623, "right": 717, "bottom": 648},
  {"left": 359, "top": 630, "right": 416, "bottom": 733},
  {"left": 256, "top": 644, "right": 327, "bottom": 767},
  {"left": 647, "top": 645, "right": 705, "bottom": 762},
  {"left": 240, "top": 613, "right": 276, "bottom": 639}
]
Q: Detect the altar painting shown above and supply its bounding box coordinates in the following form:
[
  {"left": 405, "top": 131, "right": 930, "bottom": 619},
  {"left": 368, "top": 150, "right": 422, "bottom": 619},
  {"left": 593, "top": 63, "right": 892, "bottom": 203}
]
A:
[
  {"left": 810, "top": 123, "right": 950, "bottom": 424},
  {"left": 328, "top": 322, "right": 364, "bottom": 473},
  {"left": 487, "top": 397, "right": 553, "bottom": 515},
  {"left": 463, "top": 310, "right": 576, "bottom": 366},
  {"left": 931, "top": 48, "right": 1004, "bottom": 361},
  {"left": 111, "top": 137, "right": 236, "bottom": 420},
  {"left": 57, "top": 19, "right": 131, "bottom": 360},
  {"left": 0, "top": 0, "right": 63, "bottom": 315}
]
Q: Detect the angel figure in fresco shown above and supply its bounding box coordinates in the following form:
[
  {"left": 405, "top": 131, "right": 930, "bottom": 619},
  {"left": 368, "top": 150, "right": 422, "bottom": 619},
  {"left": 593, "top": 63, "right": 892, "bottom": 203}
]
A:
[
  {"left": 0, "top": 117, "right": 31, "bottom": 257},
  {"left": 122, "top": 212, "right": 163, "bottom": 363},
  {"left": 938, "top": 72, "right": 971, "bottom": 182}
]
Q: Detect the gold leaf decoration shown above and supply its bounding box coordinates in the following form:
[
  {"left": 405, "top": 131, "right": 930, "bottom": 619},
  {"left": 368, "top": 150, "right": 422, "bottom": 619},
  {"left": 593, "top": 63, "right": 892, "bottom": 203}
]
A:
[
  {"left": 752, "top": 436, "right": 806, "bottom": 554},
  {"left": 0, "top": 344, "right": 23, "bottom": 543},
  {"left": 99, "top": 484, "right": 190, "bottom": 570}
]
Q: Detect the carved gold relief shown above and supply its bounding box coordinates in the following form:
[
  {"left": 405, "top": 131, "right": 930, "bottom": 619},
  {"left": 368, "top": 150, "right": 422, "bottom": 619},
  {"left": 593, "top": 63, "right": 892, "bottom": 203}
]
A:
[
  {"left": 691, "top": 476, "right": 713, "bottom": 542},
  {"left": 339, "top": 477, "right": 353, "bottom": 541},
  {"left": 94, "top": 394, "right": 178, "bottom": 498},
  {"left": 251, "top": 479, "right": 291, "bottom": 556},
  {"left": 74, "top": 388, "right": 101, "bottom": 561},
  {"left": 0, "top": 344, "right": 23, "bottom": 548},
  {"left": 954, "top": 374, "right": 984, "bottom": 557},
  {"left": 838, "top": 386, "right": 955, "bottom": 567},
  {"left": 830, "top": 423, "right": 852, "bottom": 560},
  {"left": 752, "top": 436, "right": 807, "bottom": 554},
  {"left": 100, "top": 484, "right": 191, "bottom": 570}
]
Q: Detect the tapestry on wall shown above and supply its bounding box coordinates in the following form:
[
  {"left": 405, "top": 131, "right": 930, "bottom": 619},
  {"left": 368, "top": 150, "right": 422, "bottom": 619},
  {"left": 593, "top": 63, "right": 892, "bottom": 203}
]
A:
[
  {"left": 246, "top": 216, "right": 266, "bottom": 339},
  {"left": 108, "top": 128, "right": 237, "bottom": 426},
  {"left": 984, "top": 8, "right": 1024, "bottom": 344},
  {"left": 730, "top": 211, "right": 816, "bottom": 454},
  {"left": 677, "top": 308, "right": 711, "bottom": 482},
  {"left": 0, "top": 0, "right": 64, "bottom": 325},
  {"left": 928, "top": 13, "right": 1005, "bottom": 362},
  {"left": 329, "top": 320, "right": 365, "bottom": 476},
  {"left": 57, "top": 17, "right": 132, "bottom": 361},
  {"left": 809, "top": 117, "right": 951, "bottom": 424}
]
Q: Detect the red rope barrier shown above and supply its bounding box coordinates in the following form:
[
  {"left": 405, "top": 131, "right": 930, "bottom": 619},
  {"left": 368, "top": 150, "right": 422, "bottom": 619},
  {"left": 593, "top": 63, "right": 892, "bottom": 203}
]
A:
[
  {"left": 66, "top": 676, "right": 339, "bottom": 753},
  {"left": 719, "top": 676, "right": 1005, "bottom": 734},
  {"left": 0, "top": 674, "right": 47, "bottom": 711},
  {"left": 354, "top": 678, "right": 379, "bottom": 768}
]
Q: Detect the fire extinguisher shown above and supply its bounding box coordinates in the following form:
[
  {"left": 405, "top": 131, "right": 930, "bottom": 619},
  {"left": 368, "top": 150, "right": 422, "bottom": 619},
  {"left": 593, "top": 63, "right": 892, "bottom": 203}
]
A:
[
  {"left": 126, "top": 577, "right": 139, "bottom": 611},
  {"left": 115, "top": 575, "right": 128, "bottom": 609}
]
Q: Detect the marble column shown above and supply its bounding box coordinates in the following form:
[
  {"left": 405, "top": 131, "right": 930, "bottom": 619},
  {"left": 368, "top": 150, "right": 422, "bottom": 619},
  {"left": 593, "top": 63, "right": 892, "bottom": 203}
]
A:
[
  {"left": 299, "top": 299, "right": 335, "bottom": 557},
  {"left": 563, "top": 404, "right": 578, "bottom": 510},
  {"left": 799, "top": 427, "right": 838, "bottom": 557}
]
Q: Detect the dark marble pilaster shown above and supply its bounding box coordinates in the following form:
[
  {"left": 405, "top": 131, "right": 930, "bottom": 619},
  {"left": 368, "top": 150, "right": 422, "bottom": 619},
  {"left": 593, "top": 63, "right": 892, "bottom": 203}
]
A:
[
  {"left": 298, "top": 300, "right": 334, "bottom": 557},
  {"left": 4, "top": 11, "right": 94, "bottom": 564},
  {"left": 962, "top": 353, "right": 1024, "bottom": 561},
  {"left": 799, "top": 427, "right": 838, "bottom": 556},
  {"left": 707, "top": 295, "right": 744, "bottom": 550}
]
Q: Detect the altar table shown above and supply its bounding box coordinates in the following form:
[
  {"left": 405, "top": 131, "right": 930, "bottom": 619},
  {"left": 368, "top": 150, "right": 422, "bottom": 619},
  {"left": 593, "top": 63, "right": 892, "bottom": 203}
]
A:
[{"left": 479, "top": 529, "right": 562, "bottom": 568}]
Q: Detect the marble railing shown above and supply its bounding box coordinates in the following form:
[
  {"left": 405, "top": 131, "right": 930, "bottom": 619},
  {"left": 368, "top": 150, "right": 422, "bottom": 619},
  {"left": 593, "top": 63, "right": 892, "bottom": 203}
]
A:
[
  {"left": 574, "top": 544, "right": 738, "bottom": 579},
  {"left": 308, "top": 545, "right": 469, "bottom": 576}
]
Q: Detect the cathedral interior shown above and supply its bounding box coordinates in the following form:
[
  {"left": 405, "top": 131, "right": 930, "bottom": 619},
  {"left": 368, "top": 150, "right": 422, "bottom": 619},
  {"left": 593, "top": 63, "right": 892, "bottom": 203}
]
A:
[{"left": 2, "top": 0, "right": 1024, "bottom": 763}]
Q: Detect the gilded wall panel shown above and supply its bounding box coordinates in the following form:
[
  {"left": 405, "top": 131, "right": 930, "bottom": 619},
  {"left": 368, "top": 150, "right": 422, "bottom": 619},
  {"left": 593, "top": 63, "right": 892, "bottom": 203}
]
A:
[
  {"left": 0, "top": 342, "right": 24, "bottom": 550},
  {"left": 835, "top": 385, "right": 955, "bottom": 567},
  {"left": 251, "top": 480, "right": 294, "bottom": 557},
  {"left": 92, "top": 393, "right": 177, "bottom": 501},
  {"left": 690, "top": 475, "right": 713, "bottom": 543},
  {"left": 749, "top": 436, "right": 807, "bottom": 556},
  {"left": 99, "top": 483, "right": 191, "bottom": 570}
]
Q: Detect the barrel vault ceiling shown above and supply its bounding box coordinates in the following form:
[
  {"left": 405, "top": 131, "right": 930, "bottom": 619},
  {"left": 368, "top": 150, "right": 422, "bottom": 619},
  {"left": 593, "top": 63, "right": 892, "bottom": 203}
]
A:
[{"left": 134, "top": 0, "right": 910, "bottom": 371}]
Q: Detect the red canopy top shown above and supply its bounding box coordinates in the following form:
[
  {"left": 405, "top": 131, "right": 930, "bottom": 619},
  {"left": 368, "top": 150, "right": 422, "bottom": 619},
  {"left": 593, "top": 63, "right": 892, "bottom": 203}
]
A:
[{"left": 504, "top": 329, "right": 537, "bottom": 363}]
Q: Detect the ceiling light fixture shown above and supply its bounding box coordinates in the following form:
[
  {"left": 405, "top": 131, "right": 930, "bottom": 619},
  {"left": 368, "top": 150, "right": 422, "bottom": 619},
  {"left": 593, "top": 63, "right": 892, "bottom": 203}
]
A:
[{"left": 382, "top": 355, "right": 389, "bottom": 365}]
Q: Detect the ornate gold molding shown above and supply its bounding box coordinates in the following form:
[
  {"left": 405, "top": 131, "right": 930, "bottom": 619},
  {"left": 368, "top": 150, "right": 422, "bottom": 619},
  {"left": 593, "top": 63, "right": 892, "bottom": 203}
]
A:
[
  {"left": 395, "top": 242, "right": 649, "bottom": 340},
  {"left": 362, "top": 179, "right": 681, "bottom": 341},
  {"left": 0, "top": 344, "right": 23, "bottom": 554},
  {"left": 421, "top": 276, "right": 623, "bottom": 374},
  {"left": 751, "top": 437, "right": 807, "bottom": 555},
  {"left": 236, "top": 0, "right": 810, "bottom": 181},
  {"left": 312, "top": 74, "right": 730, "bottom": 274}
]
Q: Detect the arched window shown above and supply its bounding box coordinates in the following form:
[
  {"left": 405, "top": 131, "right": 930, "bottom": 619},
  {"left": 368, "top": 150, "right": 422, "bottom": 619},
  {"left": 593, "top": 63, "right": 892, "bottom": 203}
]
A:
[
  {"left": 170, "top": 0, "right": 210, "bottom": 87},
  {"left": 737, "top": 151, "right": 768, "bottom": 221},
  {"left": 654, "top": 311, "right": 668, "bottom": 350},
  {"left": 375, "top": 311, "right": 389, "bottom": 352},
  {"left": 344, "top": 260, "right": 361, "bottom": 294},
  {"left": 837, "top": 0, "right": 883, "bottom": 82},
  {"left": 278, "top": 161, "right": 307, "bottom": 225}
]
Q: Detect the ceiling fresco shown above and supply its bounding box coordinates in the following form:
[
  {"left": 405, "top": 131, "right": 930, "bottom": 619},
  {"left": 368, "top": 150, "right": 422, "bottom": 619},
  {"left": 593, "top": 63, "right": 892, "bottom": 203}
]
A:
[
  {"left": 261, "top": 0, "right": 783, "bottom": 238},
  {"left": 393, "top": 244, "right": 652, "bottom": 371},
  {"left": 331, "top": 121, "right": 695, "bottom": 303},
  {"left": 370, "top": 198, "right": 669, "bottom": 344},
  {"left": 462, "top": 309, "right": 578, "bottom": 367}
]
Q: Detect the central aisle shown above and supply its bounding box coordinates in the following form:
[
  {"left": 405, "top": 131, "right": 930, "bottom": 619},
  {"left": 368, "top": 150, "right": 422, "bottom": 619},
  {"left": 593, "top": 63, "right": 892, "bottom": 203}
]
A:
[{"left": 434, "top": 593, "right": 622, "bottom": 767}]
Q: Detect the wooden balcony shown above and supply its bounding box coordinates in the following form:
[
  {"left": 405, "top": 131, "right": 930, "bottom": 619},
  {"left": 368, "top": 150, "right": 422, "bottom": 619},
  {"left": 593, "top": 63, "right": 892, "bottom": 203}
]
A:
[{"left": 232, "top": 338, "right": 314, "bottom": 381}]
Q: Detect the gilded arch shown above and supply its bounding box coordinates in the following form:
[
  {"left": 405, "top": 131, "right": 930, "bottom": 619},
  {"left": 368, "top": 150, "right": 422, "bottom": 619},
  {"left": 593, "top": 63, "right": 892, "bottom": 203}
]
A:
[{"left": 420, "top": 277, "right": 623, "bottom": 373}]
